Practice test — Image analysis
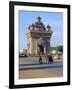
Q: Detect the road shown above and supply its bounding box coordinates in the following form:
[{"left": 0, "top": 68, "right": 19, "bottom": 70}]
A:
[{"left": 19, "top": 57, "right": 63, "bottom": 79}]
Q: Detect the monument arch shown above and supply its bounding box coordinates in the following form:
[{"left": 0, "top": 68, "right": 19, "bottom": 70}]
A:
[{"left": 26, "top": 16, "right": 53, "bottom": 56}]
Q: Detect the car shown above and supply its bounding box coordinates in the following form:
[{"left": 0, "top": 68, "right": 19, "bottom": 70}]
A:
[
  {"left": 53, "top": 56, "right": 58, "bottom": 59},
  {"left": 19, "top": 54, "right": 28, "bottom": 57}
]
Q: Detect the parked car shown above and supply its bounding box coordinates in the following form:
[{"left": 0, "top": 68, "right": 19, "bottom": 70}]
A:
[{"left": 19, "top": 54, "right": 28, "bottom": 57}]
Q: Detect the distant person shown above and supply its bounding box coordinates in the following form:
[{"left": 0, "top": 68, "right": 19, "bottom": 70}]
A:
[
  {"left": 45, "top": 53, "right": 48, "bottom": 63},
  {"left": 45, "top": 53, "right": 49, "bottom": 63},
  {"left": 48, "top": 55, "right": 53, "bottom": 63},
  {"left": 39, "top": 56, "right": 43, "bottom": 64}
]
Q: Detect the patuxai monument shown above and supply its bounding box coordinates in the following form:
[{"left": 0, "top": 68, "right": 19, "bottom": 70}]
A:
[{"left": 26, "top": 16, "right": 53, "bottom": 56}]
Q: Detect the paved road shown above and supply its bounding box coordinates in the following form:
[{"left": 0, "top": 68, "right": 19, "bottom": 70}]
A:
[
  {"left": 19, "top": 57, "right": 63, "bottom": 79},
  {"left": 19, "top": 57, "right": 63, "bottom": 65},
  {"left": 19, "top": 57, "right": 63, "bottom": 71}
]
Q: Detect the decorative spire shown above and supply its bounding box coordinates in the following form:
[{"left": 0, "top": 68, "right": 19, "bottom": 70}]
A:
[
  {"left": 30, "top": 23, "right": 35, "bottom": 30},
  {"left": 28, "top": 25, "right": 30, "bottom": 29},
  {"left": 35, "top": 16, "right": 44, "bottom": 27},
  {"left": 47, "top": 24, "right": 51, "bottom": 29},
  {"left": 37, "top": 16, "right": 41, "bottom": 22},
  {"left": 27, "top": 17, "right": 52, "bottom": 32},
  {"left": 31, "top": 23, "right": 34, "bottom": 27},
  {"left": 46, "top": 24, "right": 51, "bottom": 31}
]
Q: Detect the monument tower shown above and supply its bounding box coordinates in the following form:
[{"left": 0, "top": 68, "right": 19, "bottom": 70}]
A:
[{"left": 26, "top": 16, "right": 53, "bottom": 56}]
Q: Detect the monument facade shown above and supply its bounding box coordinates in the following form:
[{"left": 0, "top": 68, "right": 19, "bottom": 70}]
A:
[{"left": 26, "top": 16, "right": 53, "bottom": 55}]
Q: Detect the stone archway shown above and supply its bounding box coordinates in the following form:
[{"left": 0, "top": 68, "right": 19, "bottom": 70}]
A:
[
  {"left": 38, "top": 45, "right": 44, "bottom": 54},
  {"left": 37, "top": 37, "right": 45, "bottom": 55}
]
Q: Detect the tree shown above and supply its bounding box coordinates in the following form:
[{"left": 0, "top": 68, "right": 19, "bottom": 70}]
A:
[{"left": 57, "top": 46, "right": 63, "bottom": 52}]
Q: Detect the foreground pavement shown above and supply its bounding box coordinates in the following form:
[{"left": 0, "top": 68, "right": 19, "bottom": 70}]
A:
[{"left": 19, "top": 57, "right": 63, "bottom": 79}]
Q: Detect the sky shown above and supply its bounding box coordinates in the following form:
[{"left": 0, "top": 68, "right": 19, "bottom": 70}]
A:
[{"left": 19, "top": 10, "right": 63, "bottom": 49}]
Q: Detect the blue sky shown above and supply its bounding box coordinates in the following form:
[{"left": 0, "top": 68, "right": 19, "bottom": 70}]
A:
[{"left": 19, "top": 10, "right": 63, "bottom": 49}]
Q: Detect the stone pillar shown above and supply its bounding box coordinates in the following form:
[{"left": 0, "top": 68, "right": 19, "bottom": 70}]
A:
[
  {"left": 36, "top": 42, "right": 37, "bottom": 54},
  {"left": 36, "top": 41, "right": 38, "bottom": 54},
  {"left": 44, "top": 46, "right": 46, "bottom": 53},
  {"left": 47, "top": 39, "right": 50, "bottom": 54}
]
